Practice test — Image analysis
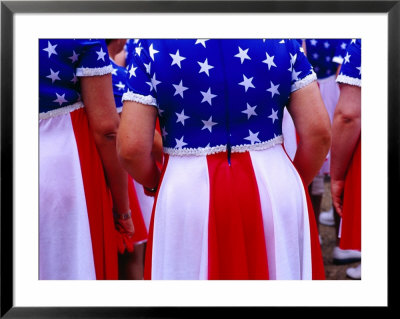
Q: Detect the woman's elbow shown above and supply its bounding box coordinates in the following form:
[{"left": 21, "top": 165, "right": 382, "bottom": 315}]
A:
[{"left": 117, "top": 136, "right": 145, "bottom": 168}]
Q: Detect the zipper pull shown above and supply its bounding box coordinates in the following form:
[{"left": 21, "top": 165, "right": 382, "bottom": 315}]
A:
[{"left": 227, "top": 144, "right": 231, "bottom": 166}]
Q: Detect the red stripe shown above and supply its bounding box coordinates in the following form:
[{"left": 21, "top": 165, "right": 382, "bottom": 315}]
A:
[
  {"left": 70, "top": 108, "right": 118, "bottom": 280},
  {"left": 282, "top": 145, "right": 325, "bottom": 280},
  {"left": 339, "top": 138, "right": 361, "bottom": 251},
  {"left": 144, "top": 154, "right": 170, "bottom": 280},
  {"left": 207, "top": 151, "right": 269, "bottom": 280},
  {"left": 128, "top": 177, "right": 148, "bottom": 244}
]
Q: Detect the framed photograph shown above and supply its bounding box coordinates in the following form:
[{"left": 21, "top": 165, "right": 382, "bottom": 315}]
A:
[{"left": 1, "top": 0, "right": 396, "bottom": 317}]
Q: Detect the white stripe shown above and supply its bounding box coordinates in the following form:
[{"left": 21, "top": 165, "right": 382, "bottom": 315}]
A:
[
  {"left": 151, "top": 156, "right": 210, "bottom": 279},
  {"left": 250, "top": 145, "right": 312, "bottom": 279},
  {"left": 133, "top": 179, "right": 154, "bottom": 232},
  {"left": 39, "top": 113, "right": 96, "bottom": 279}
]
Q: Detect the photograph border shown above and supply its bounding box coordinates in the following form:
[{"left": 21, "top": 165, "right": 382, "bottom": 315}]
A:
[{"left": 1, "top": 0, "right": 396, "bottom": 317}]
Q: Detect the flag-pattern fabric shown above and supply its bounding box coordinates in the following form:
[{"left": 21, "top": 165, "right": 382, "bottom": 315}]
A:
[
  {"left": 123, "top": 39, "right": 317, "bottom": 156},
  {"left": 336, "top": 39, "right": 362, "bottom": 87}
]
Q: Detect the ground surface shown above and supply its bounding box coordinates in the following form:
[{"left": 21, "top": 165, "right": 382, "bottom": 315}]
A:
[{"left": 319, "top": 177, "right": 361, "bottom": 280}]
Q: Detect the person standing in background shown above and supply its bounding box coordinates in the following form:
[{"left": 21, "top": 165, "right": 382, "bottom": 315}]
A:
[
  {"left": 39, "top": 39, "right": 134, "bottom": 279},
  {"left": 331, "top": 39, "right": 362, "bottom": 279}
]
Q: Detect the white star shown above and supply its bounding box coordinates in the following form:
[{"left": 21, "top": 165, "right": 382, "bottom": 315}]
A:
[
  {"left": 244, "top": 130, "right": 261, "bottom": 145},
  {"left": 149, "top": 43, "right": 159, "bottom": 61},
  {"left": 175, "top": 136, "right": 188, "bottom": 149},
  {"left": 175, "top": 109, "right": 190, "bottom": 126},
  {"left": 158, "top": 108, "right": 164, "bottom": 117},
  {"left": 356, "top": 66, "right": 362, "bottom": 75},
  {"left": 173, "top": 80, "right": 188, "bottom": 98},
  {"left": 267, "top": 81, "right": 280, "bottom": 98},
  {"left": 313, "top": 53, "right": 319, "bottom": 59},
  {"left": 53, "top": 93, "right": 68, "bottom": 106},
  {"left": 279, "top": 39, "right": 285, "bottom": 44},
  {"left": 46, "top": 68, "right": 60, "bottom": 83},
  {"left": 238, "top": 74, "right": 255, "bottom": 92},
  {"left": 242, "top": 103, "right": 257, "bottom": 119},
  {"left": 135, "top": 46, "right": 143, "bottom": 56},
  {"left": 68, "top": 50, "right": 80, "bottom": 63},
  {"left": 162, "top": 127, "right": 168, "bottom": 138},
  {"left": 111, "top": 67, "right": 118, "bottom": 76},
  {"left": 200, "top": 88, "right": 217, "bottom": 105},
  {"left": 144, "top": 62, "right": 151, "bottom": 74},
  {"left": 115, "top": 81, "right": 125, "bottom": 91},
  {"left": 128, "top": 64, "right": 137, "bottom": 78},
  {"left": 341, "top": 42, "right": 347, "bottom": 50},
  {"left": 195, "top": 39, "right": 209, "bottom": 47},
  {"left": 310, "top": 39, "right": 318, "bottom": 46},
  {"left": 351, "top": 39, "right": 356, "bottom": 44},
  {"left": 326, "top": 56, "right": 331, "bottom": 62},
  {"left": 198, "top": 58, "right": 214, "bottom": 76},
  {"left": 201, "top": 116, "right": 218, "bottom": 132},
  {"left": 262, "top": 52, "right": 277, "bottom": 70},
  {"left": 147, "top": 73, "right": 161, "bottom": 92},
  {"left": 291, "top": 68, "right": 302, "bottom": 81},
  {"left": 289, "top": 53, "right": 297, "bottom": 67},
  {"left": 43, "top": 41, "right": 57, "bottom": 58},
  {"left": 234, "top": 46, "right": 251, "bottom": 64},
  {"left": 71, "top": 73, "right": 78, "bottom": 84},
  {"left": 344, "top": 52, "right": 351, "bottom": 64},
  {"left": 324, "top": 41, "right": 330, "bottom": 48},
  {"left": 170, "top": 49, "right": 186, "bottom": 68},
  {"left": 96, "top": 47, "right": 106, "bottom": 61},
  {"left": 268, "top": 108, "right": 279, "bottom": 123}
]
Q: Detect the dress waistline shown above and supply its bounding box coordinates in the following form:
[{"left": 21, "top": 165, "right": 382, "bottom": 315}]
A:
[{"left": 163, "top": 135, "right": 284, "bottom": 156}]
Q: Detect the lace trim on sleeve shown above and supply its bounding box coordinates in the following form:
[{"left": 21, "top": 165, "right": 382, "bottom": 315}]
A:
[
  {"left": 336, "top": 74, "right": 361, "bottom": 87},
  {"left": 332, "top": 56, "right": 344, "bottom": 64},
  {"left": 116, "top": 106, "right": 123, "bottom": 113},
  {"left": 39, "top": 101, "right": 84, "bottom": 120},
  {"left": 122, "top": 91, "right": 158, "bottom": 107},
  {"left": 291, "top": 71, "right": 317, "bottom": 92},
  {"left": 76, "top": 64, "right": 114, "bottom": 77},
  {"left": 163, "top": 135, "right": 283, "bottom": 156}
]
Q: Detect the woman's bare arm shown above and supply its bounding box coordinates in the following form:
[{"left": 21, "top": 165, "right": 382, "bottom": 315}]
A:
[
  {"left": 117, "top": 101, "right": 161, "bottom": 190},
  {"left": 80, "top": 74, "right": 132, "bottom": 232},
  {"left": 330, "top": 84, "right": 361, "bottom": 215},
  {"left": 287, "top": 81, "right": 331, "bottom": 186}
]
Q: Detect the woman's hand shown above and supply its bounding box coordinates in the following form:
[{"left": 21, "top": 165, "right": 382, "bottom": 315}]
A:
[
  {"left": 114, "top": 212, "right": 135, "bottom": 253},
  {"left": 331, "top": 179, "right": 345, "bottom": 217}
]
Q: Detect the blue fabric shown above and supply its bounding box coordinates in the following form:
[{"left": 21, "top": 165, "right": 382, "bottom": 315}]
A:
[
  {"left": 110, "top": 59, "right": 128, "bottom": 109},
  {"left": 123, "top": 39, "right": 316, "bottom": 152},
  {"left": 337, "top": 39, "right": 362, "bottom": 86},
  {"left": 305, "top": 39, "right": 348, "bottom": 79},
  {"left": 332, "top": 39, "right": 351, "bottom": 65},
  {"left": 39, "top": 39, "right": 111, "bottom": 113}
]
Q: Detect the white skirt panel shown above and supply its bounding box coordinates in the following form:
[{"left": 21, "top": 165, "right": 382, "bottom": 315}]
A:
[
  {"left": 39, "top": 114, "right": 96, "bottom": 280},
  {"left": 133, "top": 180, "right": 154, "bottom": 232},
  {"left": 250, "top": 145, "right": 312, "bottom": 280},
  {"left": 151, "top": 155, "right": 210, "bottom": 280}
]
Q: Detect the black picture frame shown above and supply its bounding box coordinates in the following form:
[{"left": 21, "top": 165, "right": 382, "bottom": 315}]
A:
[{"left": 1, "top": 0, "right": 396, "bottom": 317}]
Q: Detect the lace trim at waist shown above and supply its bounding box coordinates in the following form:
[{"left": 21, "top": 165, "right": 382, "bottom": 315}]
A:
[
  {"left": 163, "top": 135, "right": 284, "bottom": 156},
  {"left": 39, "top": 101, "right": 84, "bottom": 120}
]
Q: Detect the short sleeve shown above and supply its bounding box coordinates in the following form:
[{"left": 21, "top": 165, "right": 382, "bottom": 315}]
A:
[
  {"left": 122, "top": 39, "right": 158, "bottom": 108},
  {"left": 288, "top": 40, "right": 317, "bottom": 92},
  {"left": 75, "top": 39, "right": 113, "bottom": 77},
  {"left": 336, "top": 39, "right": 361, "bottom": 87}
]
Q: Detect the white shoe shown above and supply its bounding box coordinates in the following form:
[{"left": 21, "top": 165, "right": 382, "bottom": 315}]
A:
[
  {"left": 346, "top": 264, "right": 361, "bottom": 280},
  {"left": 319, "top": 207, "right": 335, "bottom": 226},
  {"left": 332, "top": 247, "right": 361, "bottom": 265}
]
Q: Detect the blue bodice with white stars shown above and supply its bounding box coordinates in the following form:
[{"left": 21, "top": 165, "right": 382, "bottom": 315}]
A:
[
  {"left": 305, "top": 39, "right": 350, "bottom": 79},
  {"left": 336, "top": 39, "right": 361, "bottom": 87},
  {"left": 123, "top": 39, "right": 316, "bottom": 155},
  {"left": 39, "top": 39, "right": 112, "bottom": 116}
]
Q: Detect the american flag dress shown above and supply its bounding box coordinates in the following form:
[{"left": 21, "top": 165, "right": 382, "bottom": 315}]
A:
[
  {"left": 39, "top": 39, "right": 119, "bottom": 279},
  {"left": 336, "top": 39, "right": 362, "bottom": 252},
  {"left": 123, "top": 39, "right": 325, "bottom": 280}
]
